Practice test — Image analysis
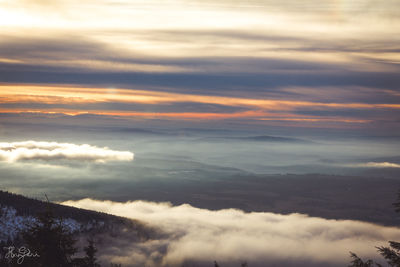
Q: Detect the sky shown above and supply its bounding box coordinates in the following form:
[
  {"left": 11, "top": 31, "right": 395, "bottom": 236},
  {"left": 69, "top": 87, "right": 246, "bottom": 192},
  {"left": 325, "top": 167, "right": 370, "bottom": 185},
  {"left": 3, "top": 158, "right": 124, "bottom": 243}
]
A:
[{"left": 0, "top": 0, "right": 400, "bottom": 131}]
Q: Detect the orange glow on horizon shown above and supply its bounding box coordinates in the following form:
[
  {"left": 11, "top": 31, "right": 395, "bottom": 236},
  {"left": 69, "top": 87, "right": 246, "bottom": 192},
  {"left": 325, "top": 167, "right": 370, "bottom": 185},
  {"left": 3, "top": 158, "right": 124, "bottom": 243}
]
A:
[
  {"left": 0, "top": 107, "right": 371, "bottom": 124},
  {"left": 1, "top": 84, "right": 399, "bottom": 113}
]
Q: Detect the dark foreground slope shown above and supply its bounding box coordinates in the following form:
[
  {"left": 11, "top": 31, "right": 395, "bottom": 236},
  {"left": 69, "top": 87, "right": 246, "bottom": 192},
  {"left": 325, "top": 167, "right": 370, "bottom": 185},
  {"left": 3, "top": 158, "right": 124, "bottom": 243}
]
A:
[
  {"left": 0, "top": 190, "right": 121, "bottom": 224},
  {"left": 0, "top": 190, "right": 152, "bottom": 242}
]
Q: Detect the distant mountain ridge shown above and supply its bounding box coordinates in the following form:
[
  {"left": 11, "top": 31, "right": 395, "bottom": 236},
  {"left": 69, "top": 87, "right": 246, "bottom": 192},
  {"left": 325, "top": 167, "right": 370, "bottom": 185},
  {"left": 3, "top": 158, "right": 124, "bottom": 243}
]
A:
[{"left": 199, "top": 135, "right": 311, "bottom": 143}]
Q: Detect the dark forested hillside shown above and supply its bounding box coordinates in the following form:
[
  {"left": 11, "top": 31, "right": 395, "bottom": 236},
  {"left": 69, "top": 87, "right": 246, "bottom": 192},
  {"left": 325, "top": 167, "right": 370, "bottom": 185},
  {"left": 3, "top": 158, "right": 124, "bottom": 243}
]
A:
[
  {"left": 0, "top": 190, "right": 151, "bottom": 243},
  {"left": 0, "top": 190, "right": 124, "bottom": 224}
]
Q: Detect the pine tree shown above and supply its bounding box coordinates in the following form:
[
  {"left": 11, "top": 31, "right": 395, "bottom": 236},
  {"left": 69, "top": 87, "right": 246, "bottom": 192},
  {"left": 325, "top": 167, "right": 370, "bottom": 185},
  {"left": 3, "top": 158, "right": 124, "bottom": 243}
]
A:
[
  {"left": 376, "top": 241, "right": 400, "bottom": 266},
  {"left": 22, "top": 209, "right": 77, "bottom": 267},
  {"left": 349, "top": 190, "right": 400, "bottom": 267},
  {"left": 348, "top": 252, "right": 378, "bottom": 267},
  {"left": 83, "top": 237, "right": 100, "bottom": 267}
]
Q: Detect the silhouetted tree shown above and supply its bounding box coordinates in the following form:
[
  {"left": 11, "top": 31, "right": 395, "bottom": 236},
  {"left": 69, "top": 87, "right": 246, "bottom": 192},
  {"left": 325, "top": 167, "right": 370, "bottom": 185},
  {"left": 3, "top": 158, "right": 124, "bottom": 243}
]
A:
[
  {"left": 22, "top": 209, "right": 77, "bottom": 266},
  {"left": 348, "top": 252, "right": 379, "bottom": 267},
  {"left": 376, "top": 241, "right": 400, "bottom": 266},
  {"left": 349, "top": 190, "right": 400, "bottom": 267},
  {"left": 83, "top": 237, "right": 100, "bottom": 267},
  {"left": 212, "top": 261, "right": 249, "bottom": 267}
]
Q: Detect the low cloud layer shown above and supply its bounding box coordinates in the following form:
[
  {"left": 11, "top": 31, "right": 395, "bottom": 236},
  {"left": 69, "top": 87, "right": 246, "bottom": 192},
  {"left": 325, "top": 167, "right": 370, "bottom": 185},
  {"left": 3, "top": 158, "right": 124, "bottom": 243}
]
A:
[
  {"left": 360, "top": 162, "right": 400, "bottom": 168},
  {"left": 0, "top": 141, "right": 133, "bottom": 163},
  {"left": 63, "top": 199, "right": 400, "bottom": 267}
]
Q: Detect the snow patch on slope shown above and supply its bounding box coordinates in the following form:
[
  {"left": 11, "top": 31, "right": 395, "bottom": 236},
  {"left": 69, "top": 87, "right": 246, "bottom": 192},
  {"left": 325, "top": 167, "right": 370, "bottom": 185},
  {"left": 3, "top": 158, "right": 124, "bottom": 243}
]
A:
[{"left": 0, "top": 205, "right": 85, "bottom": 242}]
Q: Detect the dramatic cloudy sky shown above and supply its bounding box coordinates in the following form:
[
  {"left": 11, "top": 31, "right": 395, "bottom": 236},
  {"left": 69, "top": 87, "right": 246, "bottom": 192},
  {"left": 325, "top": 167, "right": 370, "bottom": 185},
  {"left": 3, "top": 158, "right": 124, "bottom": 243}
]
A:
[
  {"left": 1, "top": 2, "right": 400, "bottom": 265},
  {"left": 0, "top": 0, "right": 400, "bottom": 131}
]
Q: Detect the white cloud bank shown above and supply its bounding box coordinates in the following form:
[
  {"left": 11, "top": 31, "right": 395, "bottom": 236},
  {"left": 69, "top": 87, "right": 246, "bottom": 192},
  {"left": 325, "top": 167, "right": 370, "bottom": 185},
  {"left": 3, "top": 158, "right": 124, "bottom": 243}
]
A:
[
  {"left": 359, "top": 162, "right": 400, "bottom": 168},
  {"left": 62, "top": 199, "right": 400, "bottom": 267},
  {"left": 0, "top": 141, "right": 133, "bottom": 163}
]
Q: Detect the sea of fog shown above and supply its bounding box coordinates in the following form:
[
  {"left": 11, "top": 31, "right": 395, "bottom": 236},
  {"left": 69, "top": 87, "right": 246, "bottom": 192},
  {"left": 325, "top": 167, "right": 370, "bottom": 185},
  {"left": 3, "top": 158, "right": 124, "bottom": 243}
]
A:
[{"left": 1, "top": 118, "right": 400, "bottom": 266}]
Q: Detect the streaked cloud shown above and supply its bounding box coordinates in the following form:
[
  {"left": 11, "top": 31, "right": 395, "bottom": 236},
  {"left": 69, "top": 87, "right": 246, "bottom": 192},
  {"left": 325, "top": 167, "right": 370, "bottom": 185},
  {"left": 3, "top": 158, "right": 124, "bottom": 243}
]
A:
[
  {"left": 62, "top": 198, "right": 400, "bottom": 267},
  {"left": 1, "top": 0, "right": 399, "bottom": 74},
  {"left": 0, "top": 141, "right": 134, "bottom": 163},
  {"left": 0, "top": 0, "right": 399, "bottom": 130},
  {"left": 1, "top": 84, "right": 399, "bottom": 127},
  {"left": 2, "top": 84, "right": 400, "bottom": 110}
]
